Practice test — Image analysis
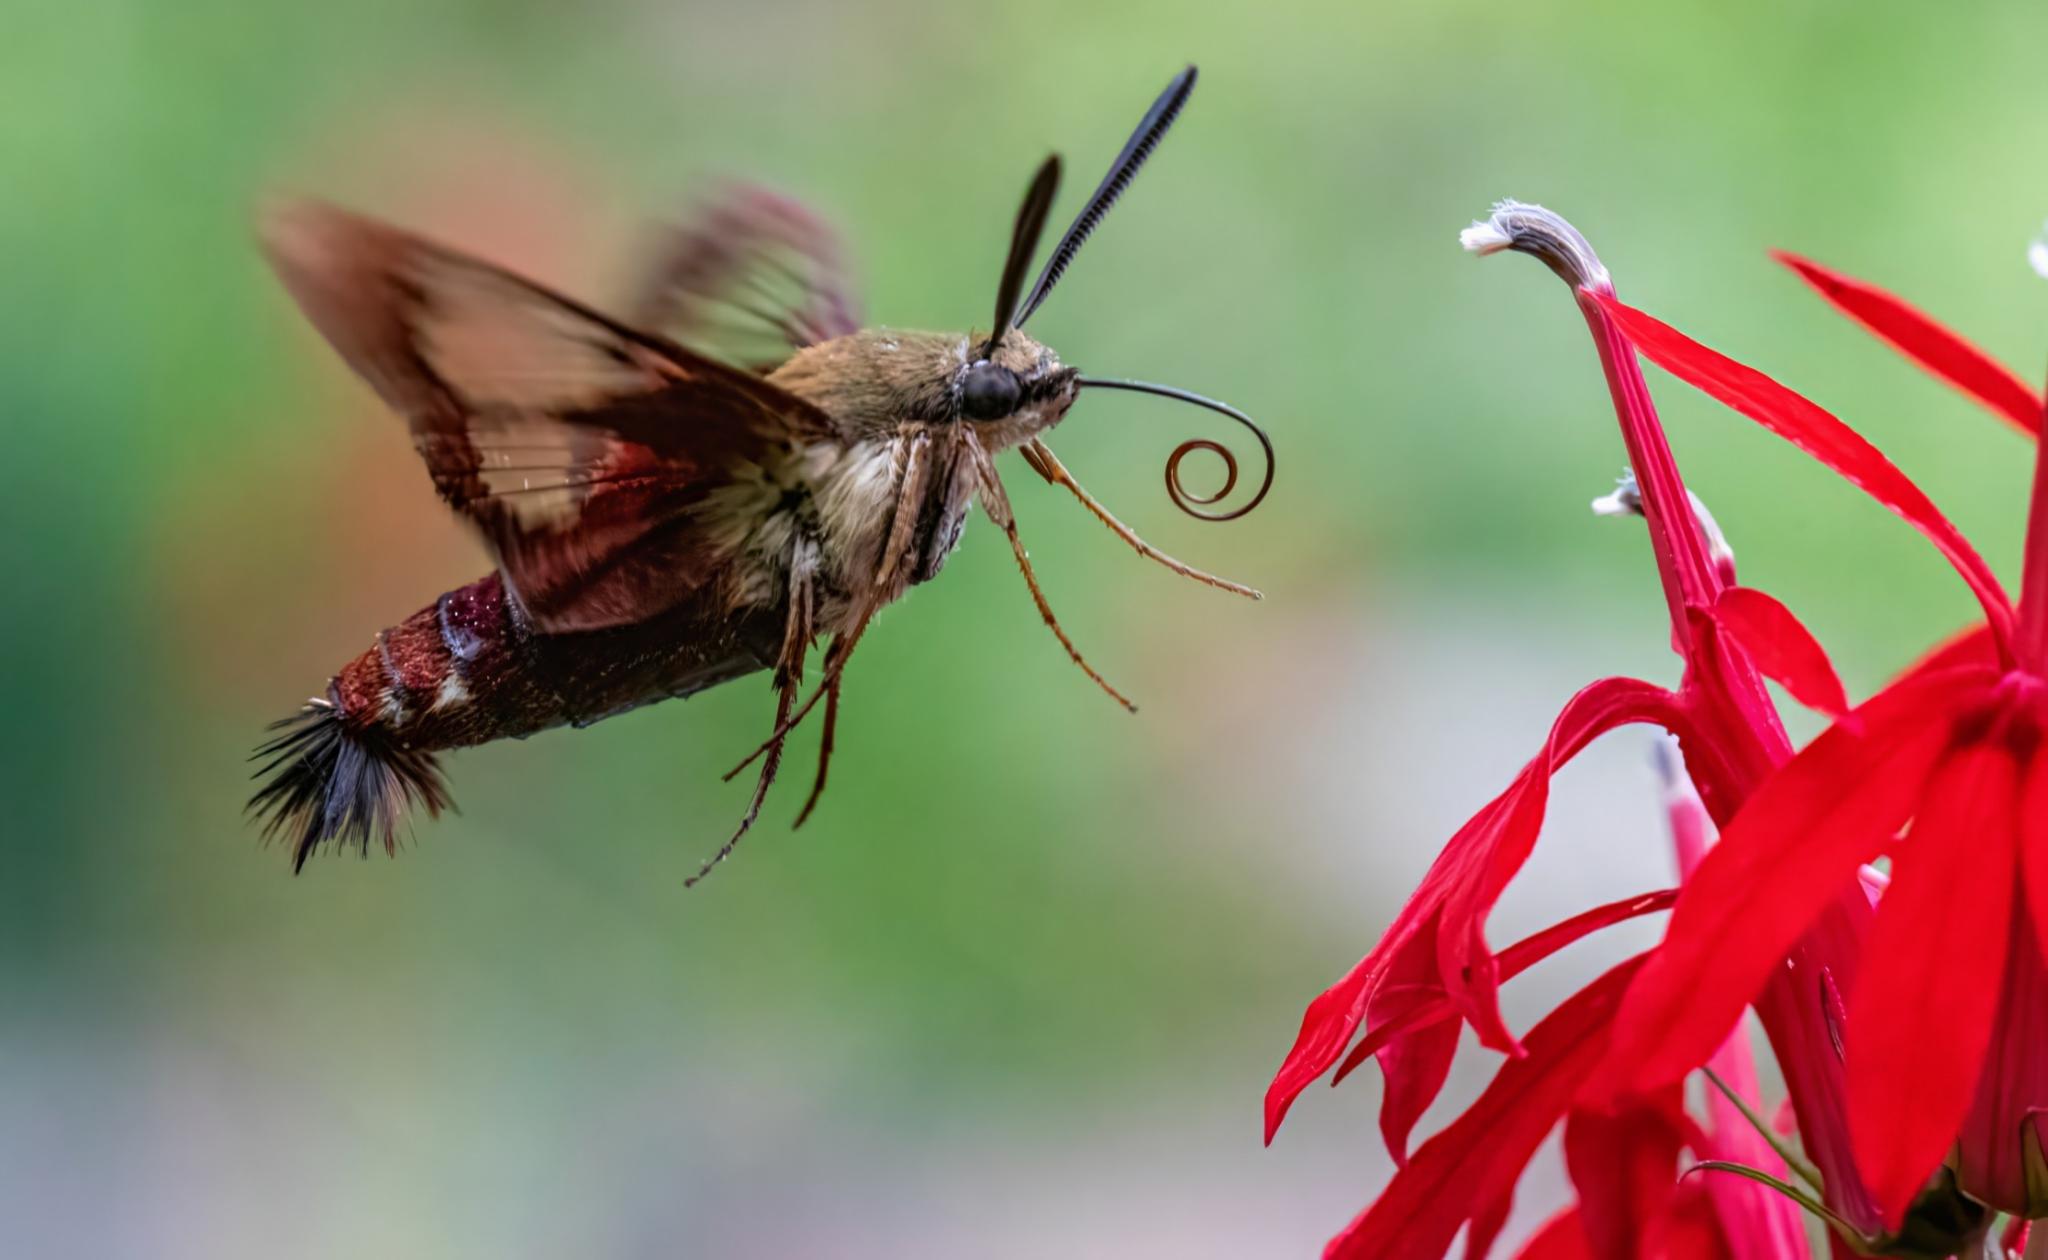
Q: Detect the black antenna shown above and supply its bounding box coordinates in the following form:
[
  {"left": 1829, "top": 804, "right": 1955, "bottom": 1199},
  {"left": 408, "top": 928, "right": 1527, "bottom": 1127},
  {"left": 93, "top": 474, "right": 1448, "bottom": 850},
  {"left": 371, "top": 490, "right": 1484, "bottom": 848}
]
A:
[
  {"left": 986, "top": 156, "right": 1062, "bottom": 355},
  {"left": 1015, "top": 66, "right": 1197, "bottom": 329},
  {"left": 1075, "top": 376, "right": 1274, "bottom": 521}
]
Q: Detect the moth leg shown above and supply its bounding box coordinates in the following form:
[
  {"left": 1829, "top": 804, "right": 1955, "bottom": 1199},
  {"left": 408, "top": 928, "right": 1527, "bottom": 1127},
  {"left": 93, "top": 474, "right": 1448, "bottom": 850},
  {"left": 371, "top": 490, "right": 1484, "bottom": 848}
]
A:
[
  {"left": 791, "top": 657, "right": 843, "bottom": 830},
  {"left": 686, "top": 536, "right": 818, "bottom": 887},
  {"left": 1022, "top": 439, "right": 1261, "bottom": 600},
  {"left": 722, "top": 611, "right": 871, "bottom": 781},
  {"left": 723, "top": 429, "right": 930, "bottom": 780},
  {"left": 871, "top": 429, "right": 933, "bottom": 592},
  {"left": 973, "top": 440, "right": 1137, "bottom": 714}
]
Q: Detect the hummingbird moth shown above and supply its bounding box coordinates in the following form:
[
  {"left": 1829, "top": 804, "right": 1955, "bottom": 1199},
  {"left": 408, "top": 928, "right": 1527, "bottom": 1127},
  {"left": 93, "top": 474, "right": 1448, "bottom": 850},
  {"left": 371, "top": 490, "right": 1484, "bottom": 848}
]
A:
[{"left": 250, "top": 65, "right": 1273, "bottom": 881}]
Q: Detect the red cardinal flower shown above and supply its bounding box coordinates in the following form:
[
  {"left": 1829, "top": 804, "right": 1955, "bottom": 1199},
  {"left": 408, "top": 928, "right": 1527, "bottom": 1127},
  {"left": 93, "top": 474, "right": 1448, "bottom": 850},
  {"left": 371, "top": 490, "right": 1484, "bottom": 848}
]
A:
[
  {"left": 1265, "top": 206, "right": 1841, "bottom": 1141},
  {"left": 1590, "top": 244, "right": 2048, "bottom": 1228},
  {"left": 1267, "top": 202, "right": 1901, "bottom": 1257},
  {"left": 1317, "top": 759, "right": 1809, "bottom": 1260}
]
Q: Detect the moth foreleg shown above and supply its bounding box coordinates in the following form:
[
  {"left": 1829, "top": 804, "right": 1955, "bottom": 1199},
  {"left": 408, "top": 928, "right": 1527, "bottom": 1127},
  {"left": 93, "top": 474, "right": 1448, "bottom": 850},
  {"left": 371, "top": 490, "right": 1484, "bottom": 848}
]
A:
[
  {"left": 1022, "top": 439, "right": 1261, "bottom": 600},
  {"left": 872, "top": 429, "right": 932, "bottom": 593},
  {"left": 972, "top": 440, "right": 1137, "bottom": 714}
]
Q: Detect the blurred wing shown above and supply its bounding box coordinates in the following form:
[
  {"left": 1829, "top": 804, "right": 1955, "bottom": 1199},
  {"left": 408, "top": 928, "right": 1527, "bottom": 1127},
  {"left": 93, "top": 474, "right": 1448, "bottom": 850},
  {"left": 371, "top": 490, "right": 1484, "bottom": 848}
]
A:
[
  {"left": 627, "top": 184, "right": 861, "bottom": 373},
  {"left": 261, "top": 199, "right": 841, "bottom": 633}
]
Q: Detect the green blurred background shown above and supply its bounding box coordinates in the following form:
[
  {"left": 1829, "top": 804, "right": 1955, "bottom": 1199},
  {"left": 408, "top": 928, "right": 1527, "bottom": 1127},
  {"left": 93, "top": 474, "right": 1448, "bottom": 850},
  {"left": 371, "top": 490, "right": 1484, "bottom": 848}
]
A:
[{"left": 7, "top": 0, "right": 2048, "bottom": 1254}]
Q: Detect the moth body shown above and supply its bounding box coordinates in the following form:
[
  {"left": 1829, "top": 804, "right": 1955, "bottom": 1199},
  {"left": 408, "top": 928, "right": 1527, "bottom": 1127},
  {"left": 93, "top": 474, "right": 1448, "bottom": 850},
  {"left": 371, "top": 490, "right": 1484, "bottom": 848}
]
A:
[{"left": 249, "top": 66, "right": 1269, "bottom": 879}]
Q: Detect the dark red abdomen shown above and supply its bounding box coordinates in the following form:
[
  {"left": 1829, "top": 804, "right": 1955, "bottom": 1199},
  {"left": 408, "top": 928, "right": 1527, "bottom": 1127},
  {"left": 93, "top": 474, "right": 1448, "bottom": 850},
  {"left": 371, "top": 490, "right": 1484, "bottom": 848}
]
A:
[{"left": 329, "top": 572, "right": 781, "bottom": 750}]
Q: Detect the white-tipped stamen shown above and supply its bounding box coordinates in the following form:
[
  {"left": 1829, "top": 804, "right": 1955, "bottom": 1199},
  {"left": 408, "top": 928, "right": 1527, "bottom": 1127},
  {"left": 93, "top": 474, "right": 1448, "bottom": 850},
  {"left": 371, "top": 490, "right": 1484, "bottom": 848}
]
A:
[
  {"left": 1591, "top": 467, "right": 1736, "bottom": 576},
  {"left": 1458, "top": 219, "right": 1515, "bottom": 256},
  {"left": 2029, "top": 219, "right": 2048, "bottom": 281},
  {"left": 1591, "top": 468, "right": 1642, "bottom": 518},
  {"left": 1462, "top": 199, "right": 1612, "bottom": 290}
]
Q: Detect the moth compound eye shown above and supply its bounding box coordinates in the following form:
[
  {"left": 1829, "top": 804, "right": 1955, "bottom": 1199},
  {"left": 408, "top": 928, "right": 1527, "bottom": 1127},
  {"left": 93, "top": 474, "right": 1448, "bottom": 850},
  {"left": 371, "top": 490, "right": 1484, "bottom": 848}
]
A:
[{"left": 959, "top": 362, "right": 1021, "bottom": 421}]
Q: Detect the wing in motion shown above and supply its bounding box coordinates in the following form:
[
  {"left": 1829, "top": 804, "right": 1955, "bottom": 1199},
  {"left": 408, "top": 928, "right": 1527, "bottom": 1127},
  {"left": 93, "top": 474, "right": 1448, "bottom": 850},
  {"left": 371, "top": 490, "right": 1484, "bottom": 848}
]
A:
[
  {"left": 628, "top": 184, "right": 862, "bottom": 374},
  {"left": 260, "top": 200, "right": 842, "bottom": 632}
]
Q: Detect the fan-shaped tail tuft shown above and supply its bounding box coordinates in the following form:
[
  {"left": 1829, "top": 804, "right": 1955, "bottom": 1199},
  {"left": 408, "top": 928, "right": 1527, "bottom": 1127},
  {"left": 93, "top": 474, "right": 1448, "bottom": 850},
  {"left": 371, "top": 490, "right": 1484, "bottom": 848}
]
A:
[{"left": 248, "top": 699, "right": 452, "bottom": 873}]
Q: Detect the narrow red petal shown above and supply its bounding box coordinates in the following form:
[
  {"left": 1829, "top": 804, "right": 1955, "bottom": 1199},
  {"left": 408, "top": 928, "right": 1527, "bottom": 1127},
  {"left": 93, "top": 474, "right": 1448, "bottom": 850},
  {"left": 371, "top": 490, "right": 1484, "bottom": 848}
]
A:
[
  {"left": 1646, "top": 1184, "right": 1737, "bottom": 1260},
  {"left": 1379, "top": 1017, "right": 1460, "bottom": 1168},
  {"left": 1694, "top": 1010, "right": 1812, "bottom": 1257},
  {"left": 1375, "top": 922, "right": 1461, "bottom": 1164},
  {"left": 1269, "top": 882, "right": 1464, "bottom": 1142},
  {"left": 1332, "top": 890, "right": 1678, "bottom": 1087},
  {"left": 1437, "top": 762, "right": 1551, "bottom": 1052},
  {"left": 1323, "top": 958, "right": 1645, "bottom": 1260},
  {"left": 1709, "top": 586, "right": 1851, "bottom": 718},
  {"left": 1563, "top": 1093, "right": 1687, "bottom": 1260},
  {"left": 1265, "top": 932, "right": 1413, "bottom": 1143},
  {"left": 1333, "top": 988, "right": 1453, "bottom": 1087},
  {"left": 1512, "top": 1211, "right": 1593, "bottom": 1260},
  {"left": 1601, "top": 676, "right": 1969, "bottom": 1102},
  {"left": 1848, "top": 741, "right": 2022, "bottom": 1227},
  {"left": 1271, "top": 678, "right": 1678, "bottom": 1139},
  {"left": 1497, "top": 890, "right": 1679, "bottom": 978},
  {"left": 1466, "top": 1190, "right": 1515, "bottom": 1260},
  {"left": 1774, "top": 251, "right": 2043, "bottom": 437},
  {"left": 1591, "top": 291, "right": 2015, "bottom": 650},
  {"left": 1438, "top": 676, "right": 1680, "bottom": 1051}
]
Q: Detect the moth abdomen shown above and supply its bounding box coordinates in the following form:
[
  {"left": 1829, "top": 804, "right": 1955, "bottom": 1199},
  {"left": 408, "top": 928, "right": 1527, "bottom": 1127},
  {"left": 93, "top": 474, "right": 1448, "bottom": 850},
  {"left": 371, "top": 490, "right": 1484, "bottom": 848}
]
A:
[{"left": 250, "top": 571, "right": 783, "bottom": 870}]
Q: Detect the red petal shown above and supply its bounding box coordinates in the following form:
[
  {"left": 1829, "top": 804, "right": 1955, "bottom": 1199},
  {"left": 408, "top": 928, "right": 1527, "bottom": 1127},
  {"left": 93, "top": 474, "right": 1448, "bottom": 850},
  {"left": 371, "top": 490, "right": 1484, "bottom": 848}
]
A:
[
  {"left": 1774, "top": 251, "right": 2043, "bottom": 437},
  {"left": 1436, "top": 762, "right": 1552, "bottom": 1053},
  {"left": 1512, "top": 1211, "right": 1592, "bottom": 1260},
  {"left": 1323, "top": 958, "right": 1645, "bottom": 1260},
  {"left": 1695, "top": 1016, "right": 1814, "bottom": 1256},
  {"left": 1374, "top": 923, "right": 1462, "bottom": 1165},
  {"left": 1563, "top": 1093, "right": 1687, "bottom": 1260},
  {"left": 1591, "top": 291, "right": 2015, "bottom": 647},
  {"left": 1466, "top": 1191, "right": 1514, "bottom": 1260},
  {"left": 1709, "top": 586, "right": 1851, "bottom": 718},
  {"left": 1266, "top": 913, "right": 1439, "bottom": 1143},
  {"left": 1646, "top": 1184, "right": 1736, "bottom": 1260},
  {"left": 1379, "top": 1017, "right": 1460, "bottom": 1168},
  {"left": 1601, "top": 675, "right": 1968, "bottom": 1102},
  {"left": 1333, "top": 890, "right": 1678, "bottom": 1088},
  {"left": 1848, "top": 741, "right": 2022, "bottom": 1227},
  {"left": 1438, "top": 677, "right": 1681, "bottom": 1051},
  {"left": 1268, "top": 677, "right": 1678, "bottom": 1141},
  {"left": 1333, "top": 987, "right": 1454, "bottom": 1088},
  {"left": 1497, "top": 890, "right": 1679, "bottom": 979}
]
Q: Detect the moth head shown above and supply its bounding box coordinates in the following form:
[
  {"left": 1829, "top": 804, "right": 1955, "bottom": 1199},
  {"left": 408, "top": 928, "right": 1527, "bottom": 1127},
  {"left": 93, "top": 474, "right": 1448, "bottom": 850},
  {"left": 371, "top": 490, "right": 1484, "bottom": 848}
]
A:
[
  {"left": 965, "top": 65, "right": 1273, "bottom": 521},
  {"left": 950, "top": 331, "right": 1079, "bottom": 449}
]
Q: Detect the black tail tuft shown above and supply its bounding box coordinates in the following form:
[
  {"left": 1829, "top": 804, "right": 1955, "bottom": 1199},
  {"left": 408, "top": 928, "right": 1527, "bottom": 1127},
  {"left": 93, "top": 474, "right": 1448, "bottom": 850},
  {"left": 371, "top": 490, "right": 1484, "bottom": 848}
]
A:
[{"left": 248, "top": 698, "right": 453, "bottom": 873}]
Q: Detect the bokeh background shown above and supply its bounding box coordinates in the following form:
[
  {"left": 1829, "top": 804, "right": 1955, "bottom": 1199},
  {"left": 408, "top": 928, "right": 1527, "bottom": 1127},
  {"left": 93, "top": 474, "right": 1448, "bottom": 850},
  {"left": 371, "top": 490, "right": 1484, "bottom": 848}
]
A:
[{"left": 8, "top": 1, "right": 2048, "bottom": 1255}]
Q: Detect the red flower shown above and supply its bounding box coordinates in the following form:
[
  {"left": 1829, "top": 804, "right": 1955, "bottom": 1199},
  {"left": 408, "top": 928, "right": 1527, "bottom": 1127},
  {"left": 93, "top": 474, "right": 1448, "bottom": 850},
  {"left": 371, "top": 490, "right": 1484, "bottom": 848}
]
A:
[
  {"left": 1589, "top": 250, "right": 2048, "bottom": 1227},
  {"left": 1316, "top": 761, "right": 1806, "bottom": 1260},
  {"left": 1265, "top": 206, "right": 1842, "bottom": 1141},
  {"left": 1319, "top": 955, "right": 1651, "bottom": 1260},
  {"left": 1268, "top": 203, "right": 1874, "bottom": 1256}
]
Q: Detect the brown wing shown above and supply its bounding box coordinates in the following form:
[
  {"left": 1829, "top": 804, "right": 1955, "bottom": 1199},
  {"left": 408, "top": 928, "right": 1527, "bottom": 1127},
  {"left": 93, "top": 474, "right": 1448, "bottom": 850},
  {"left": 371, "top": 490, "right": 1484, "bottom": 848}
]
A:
[
  {"left": 627, "top": 184, "right": 861, "bottom": 373},
  {"left": 261, "top": 199, "right": 842, "bottom": 632}
]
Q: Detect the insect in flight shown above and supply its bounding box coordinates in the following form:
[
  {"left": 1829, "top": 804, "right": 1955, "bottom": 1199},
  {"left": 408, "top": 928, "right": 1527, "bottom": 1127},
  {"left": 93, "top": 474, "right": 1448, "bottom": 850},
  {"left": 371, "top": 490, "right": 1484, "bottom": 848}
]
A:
[{"left": 250, "top": 65, "right": 1274, "bottom": 882}]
